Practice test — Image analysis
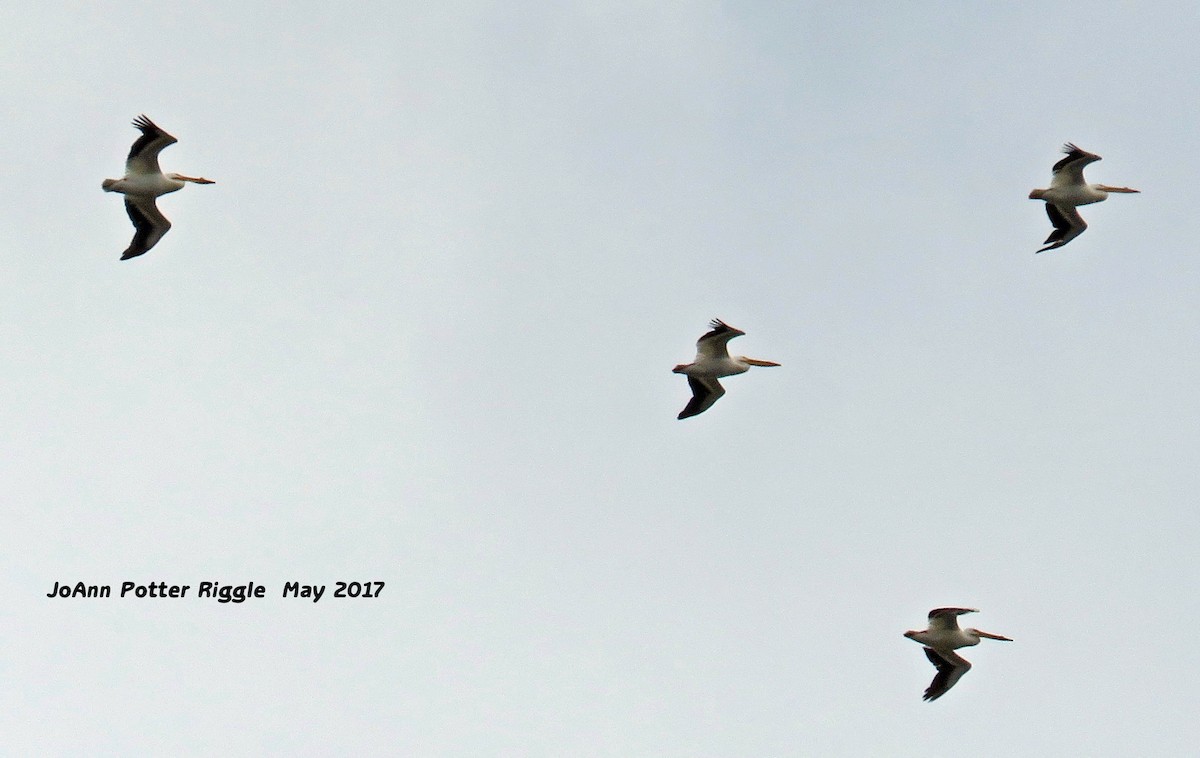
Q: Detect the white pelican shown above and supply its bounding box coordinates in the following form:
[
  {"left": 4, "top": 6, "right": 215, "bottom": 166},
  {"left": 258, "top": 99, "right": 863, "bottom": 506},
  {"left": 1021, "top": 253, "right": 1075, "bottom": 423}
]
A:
[
  {"left": 1029, "top": 143, "right": 1138, "bottom": 253},
  {"left": 904, "top": 607, "right": 1012, "bottom": 702},
  {"left": 102, "top": 115, "right": 215, "bottom": 260},
  {"left": 672, "top": 319, "right": 780, "bottom": 420}
]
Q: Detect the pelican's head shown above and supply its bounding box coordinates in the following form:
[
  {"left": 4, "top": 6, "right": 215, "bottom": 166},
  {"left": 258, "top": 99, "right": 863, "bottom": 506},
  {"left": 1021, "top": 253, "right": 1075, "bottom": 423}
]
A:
[
  {"left": 969, "top": 629, "right": 1014, "bottom": 642},
  {"left": 168, "top": 173, "right": 216, "bottom": 185},
  {"left": 739, "top": 357, "right": 781, "bottom": 367}
]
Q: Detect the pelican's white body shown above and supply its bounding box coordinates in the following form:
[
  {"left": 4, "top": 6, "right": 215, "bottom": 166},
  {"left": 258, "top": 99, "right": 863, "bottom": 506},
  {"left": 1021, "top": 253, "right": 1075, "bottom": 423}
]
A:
[
  {"left": 102, "top": 172, "right": 187, "bottom": 198},
  {"left": 675, "top": 354, "right": 752, "bottom": 381},
  {"left": 1040, "top": 182, "right": 1110, "bottom": 207},
  {"left": 905, "top": 627, "right": 984, "bottom": 651}
]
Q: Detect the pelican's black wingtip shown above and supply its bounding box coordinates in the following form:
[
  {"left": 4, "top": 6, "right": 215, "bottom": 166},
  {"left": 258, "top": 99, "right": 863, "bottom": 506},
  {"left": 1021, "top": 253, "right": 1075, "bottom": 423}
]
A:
[{"left": 131, "top": 114, "right": 158, "bottom": 132}]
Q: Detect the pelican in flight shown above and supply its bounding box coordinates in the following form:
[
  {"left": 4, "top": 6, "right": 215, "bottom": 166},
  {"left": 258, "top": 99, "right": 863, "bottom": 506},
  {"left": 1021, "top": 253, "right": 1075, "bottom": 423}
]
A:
[
  {"left": 672, "top": 319, "right": 780, "bottom": 419},
  {"left": 1029, "top": 143, "right": 1138, "bottom": 253},
  {"left": 904, "top": 608, "right": 1012, "bottom": 701},
  {"left": 102, "top": 115, "right": 215, "bottom": 260}
]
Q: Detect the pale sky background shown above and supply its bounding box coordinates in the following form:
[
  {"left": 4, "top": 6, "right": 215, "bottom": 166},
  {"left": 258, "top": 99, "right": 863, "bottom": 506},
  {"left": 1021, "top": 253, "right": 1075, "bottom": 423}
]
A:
[{"left": 3, "top": 2, "right": 1200, "bottom": 755}]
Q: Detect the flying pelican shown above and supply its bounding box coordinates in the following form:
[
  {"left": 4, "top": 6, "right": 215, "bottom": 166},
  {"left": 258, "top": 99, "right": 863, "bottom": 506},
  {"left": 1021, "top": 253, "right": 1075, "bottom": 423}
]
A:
[
  {"left": 102, "top": 115, "right": 215, "bottom": 260},
  {"left": 672, "top": 319, "right": 780, "bottom": 420},
  {"left": 904, "top": 607, "right": 1012, "bottom": 701},
  {"left": 1029, "top": 143, "right": 1138, "bottom": 253}
]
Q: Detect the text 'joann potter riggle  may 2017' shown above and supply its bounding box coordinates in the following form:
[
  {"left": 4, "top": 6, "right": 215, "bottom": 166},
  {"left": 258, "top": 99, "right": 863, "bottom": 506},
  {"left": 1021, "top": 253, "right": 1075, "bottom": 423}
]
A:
[{"left": 45, "top": 581, "right": 385, "bottom": 603}]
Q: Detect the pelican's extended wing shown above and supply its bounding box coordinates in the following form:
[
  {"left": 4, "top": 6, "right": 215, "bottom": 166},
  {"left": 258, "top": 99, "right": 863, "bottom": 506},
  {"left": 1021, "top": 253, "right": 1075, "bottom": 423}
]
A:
[
  {"left": 1038, "top": 202, "right": 1087, "bottom": 253},
  {"left": 921, "top": 648, "right": 972, "bottom": 702},
  {"left": 1049, "top": 143, "right": 1101, "bottom": 188},
  {"left": 678, "top": 376, "right": 726, "bottom": 419},
  {"left": 121, "top": 198, "right": 172, "bottom": 260},
  {"left": 126, "top": 115, "right": 178, "bottom": 176},
  {"left": 693, "top": 319, "right": 744, "bottom": 362}
]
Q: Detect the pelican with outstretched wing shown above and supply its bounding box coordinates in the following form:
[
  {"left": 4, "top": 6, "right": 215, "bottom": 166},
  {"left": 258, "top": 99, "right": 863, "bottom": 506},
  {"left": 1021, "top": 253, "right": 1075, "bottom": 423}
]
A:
[
  {"left": 904, "top": 607, "right": 1012, "bottom": 701},
  {"left": 1029, "top": 143, "right": 1138, "bottom": 253},
  {"left": 102, "top": 115, "right": 215, "bottom": 260},
  {"left": 672, "top": 319, "right": 780, "bottom": 420}
]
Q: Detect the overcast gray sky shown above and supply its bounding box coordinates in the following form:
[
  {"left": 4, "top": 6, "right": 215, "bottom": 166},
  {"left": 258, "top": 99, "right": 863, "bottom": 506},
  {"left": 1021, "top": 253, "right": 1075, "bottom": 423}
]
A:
[{"left": 4, "top": 2, "right": 1200, "bottom": 755}]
